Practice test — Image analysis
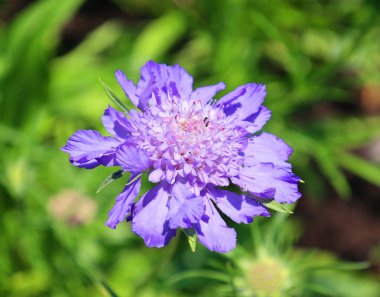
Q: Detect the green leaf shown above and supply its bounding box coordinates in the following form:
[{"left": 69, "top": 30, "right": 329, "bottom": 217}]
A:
[
  {"left": 126, "top": 174, "right": 143, "bottom": 186},
  {"left": 336, "top": 152, "right": 380, "bottom": 188},
  {"left": 257, "top": 199, "right": 293, "bottom": 214},
  {"left": 167, "top": 270, "right": 229, "bottom": 285},
  {"left": 130, "top": 11, "right": 187, "bottom": 70},
  {"left": 96, "top": 170, "right": 125, "bottom": 193},
  {"left": 99, "top": 280, "right": 119, "bottom": 297},
  {"left": 183, "top": 228, "right": 197, "bottom": 253},
  {"left": 99, "top": 78, "right": 129, "bottom": 113},
  {"left": 314, "top": 145, "right": 351, "bottom": 199},
  {"left": 0, "top": 0, "right": 85, "bottom": 125},
  {"left": 309, "top": 261, "right": 370, "bottom": 272}
]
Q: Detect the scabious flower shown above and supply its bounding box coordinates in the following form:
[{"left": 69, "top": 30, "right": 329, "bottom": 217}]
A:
[{"left": 62, "top": 61, "right": 301, "bottom": 252}]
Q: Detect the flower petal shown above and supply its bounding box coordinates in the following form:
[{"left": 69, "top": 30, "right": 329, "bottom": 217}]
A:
[
  {"left": 101, "top": 105, "right": 134, "bottom": 139},
  {"left": 105, "top": 175, "right": 141, "bottom": 229},
  {"left": 116, "top": 145, "right": 151, "bottom": 173},
  {"left": 233, "top": 163, "right": 301, "bottom": 203},
  {"left": 115, "top": 70, "right": 139, "bottom": 106},
  {"left": 131, "top": 184, "right": 176, "bottom": 247},
  {"left": 137, "top": 61, "right": 194, "bottom": 108},
  {"left": 244, "top": 132, "right": 293, "bottom": 169},
  {"left": 218, "top": 83, "right": 266, "bottom": 121},
  {"left": 166, "top": 182, "right": 205, "bottom": 229},
  {"left": 148, "top": 168, "right": 165, "bottom": 183},
  {"left": 208, "top": 187, "right": 270, "bottom": 223},
  {"left": 61, "top": 130, "right": 121, "bottom": 168},
  {"left": 190, "top": 82, "right": 225, "bottom": 104},
  {"left": 242, "top": 106, "right": 271, "bottom": 134},
  {"left": 195, "top": 199, "right": 236, "bottom": 253}
]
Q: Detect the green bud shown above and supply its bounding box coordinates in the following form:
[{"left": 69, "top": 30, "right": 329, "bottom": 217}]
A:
[{"left": 248, "top": 258, "right": 289, "bottom": 297}]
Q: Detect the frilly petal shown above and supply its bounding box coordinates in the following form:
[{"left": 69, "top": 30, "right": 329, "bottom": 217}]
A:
[
  {"left": 101, "top": 105, "right": 134, "bottom": 139},
  {"left": 244, "top": 132, "right": 293, "bottom": 169},
  {"left": 233, "top": 163, "right": 301, "bottom": 203},
  {"left": 106, "top": 175, "right": 141, "bottom": 229},
  {"left": 195, "top": 198, "right": 236, "bottom": 253},
  {"left": 208, "top": 187, "right": 270, "bottom": 224},
  {"left": 115, "top": 70, "right": 139, "bottom": 107},
  {"left": 61, "top": 130, "right": 121, "bottom": 168},
  {"left": 166, "top": 182, "right": 205, "bottom": 229},
  {"left": 131, "top": 183, "right": 176, "bottom": 247},
  {"left": 190, "top": 82, "right": 225, "bottom": 104},
  {"left": 137, "top": 61, "right": 194, "bottom": 109},
  {"left": 116, "top": 145, "right": 151, "bottom": 173},
  {"left": 217, "top": 83, "right": 266, "bottom": 121},
  {"left": 242, "top": 106, "right": 271, "bottom": 134}
]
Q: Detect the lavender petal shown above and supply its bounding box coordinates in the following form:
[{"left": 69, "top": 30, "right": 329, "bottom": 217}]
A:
[
  {"left": 61, "top": 130, "right": 121, "bottom": 169},
  {"left": 131, "top": 183, "right": 176, "bottom": 247},
  {"left": 116, "top": 145, "right": 151, "bottom": 173},
  {"left": 208, "top": 187, "right": 270, "bottom": 224},
  {"left": 195, "top": 198, "right": 236, "bottom": 253},
  {"left": 105, "top": 175, "right": 141, "bottom": 229}
]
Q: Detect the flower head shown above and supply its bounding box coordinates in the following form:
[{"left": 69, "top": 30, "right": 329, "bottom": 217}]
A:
[
  {"left": 62, "top": 61, "right": 301, "bottom": 252},
  {"left": 248, "top": 257, "right": 290, "bottom": 296}
]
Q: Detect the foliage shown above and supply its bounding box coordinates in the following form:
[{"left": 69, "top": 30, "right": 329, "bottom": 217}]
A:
[
  {"left": 168, "top": 214, "right": 380, "bottom": 297},
  {"left": 0, "top": 0, "right": 379, "bottom": 296}
]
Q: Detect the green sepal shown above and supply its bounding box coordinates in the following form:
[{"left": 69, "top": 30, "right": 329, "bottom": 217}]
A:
[
  {"left": 257, "top": 199, "right": 293, "bottom": 214},
  {"left": 126, "top": 173, "right": 142, "bottom": 186},
  {"left": 99, "top": 78, "right": 129, "bottom": 113},
  {"left": 96, "top": 170, "right": 125, "bottom": 193},
  {"left": 183, "top": 228, "right": 197, "bottom": 253}
]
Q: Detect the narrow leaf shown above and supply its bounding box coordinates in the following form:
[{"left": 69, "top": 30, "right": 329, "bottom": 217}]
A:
[
  {"left": 183, "top": 228, "right": 197, "bottom": 253},
  {"left": 126, "top": 173, "right": 142, "bottom": 186},
  {"left": 300, "top": 261, "right": 370, "bottom": 273},
  {"left": 100, "top": 280, "right": 119, "bottom": 297},
  {"left": 256, "top": 199, "right": 293, "bottom": 214},
  {"left": 130, "top": 11, "right": 186, "bottom": 69},
  {"left": 314, "top": 146, "right": 351, "bottom": 199},
  {"left": 167, "top": 270, "right": 229, "bottom": 285},
  {"left": 99, "top": 78, "right": 129, "bottom": 113},
  {"left": 337, "top": 152, "right": 380, "bottom": 188},
  {"left": 97, "top": 170, "right": 125, "bottom": 193}
]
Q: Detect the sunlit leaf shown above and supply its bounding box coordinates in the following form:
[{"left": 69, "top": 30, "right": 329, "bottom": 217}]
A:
[
  {"left": 100, "top": 280, "right": 119, "bottom": 297},
  {"left": 99, "top": 79, "right": 130, "bottom": 113},
  {"left": 337, "top": 152, "right": 380, "bottom": 188},
  {"left": 0, "top": 0, "right": 84, "bottom": 125},
  {"left": 167, "top": 270, "right": 230, "bottom": 285},
  {"left": 256, "top": 199, "right": 293, "bottom": 214},
  {"left": 314, "top": 145, "right": 351, "bottom": 199},
  {"left": 129, "top": 11, "right": 187, "bottom": 70},
  {"left": 183, "top": 228, "right": 197, "bottom": 253},
  {"left": 96, "top": 170, "right": 125, "bottom": 193}
]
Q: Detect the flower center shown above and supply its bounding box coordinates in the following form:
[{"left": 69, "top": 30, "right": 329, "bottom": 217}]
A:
[
  {"left": 135, "top": 99, "right": 246, "bottom": 188},
  {"left": 249, "top": 258, "right": 289, "bottom": 296}
]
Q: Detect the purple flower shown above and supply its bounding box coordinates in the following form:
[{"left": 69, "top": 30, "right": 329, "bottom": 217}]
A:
[{"left": 62, "top": 61, "right": 301, "bottom": 253}]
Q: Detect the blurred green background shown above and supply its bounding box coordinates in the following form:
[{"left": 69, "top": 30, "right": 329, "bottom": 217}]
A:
[{"left": 1, "top": 0, "right": 380, "bottom": 296}]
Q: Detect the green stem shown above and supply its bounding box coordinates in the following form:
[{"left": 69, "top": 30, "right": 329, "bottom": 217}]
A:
[{"left": 132, "top": 232, "right": 181, "bottom": 295}]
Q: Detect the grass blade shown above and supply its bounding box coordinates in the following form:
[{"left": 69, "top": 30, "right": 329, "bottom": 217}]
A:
[{"left": 99, "top": 78, "right": 129, "bottom": 113}]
